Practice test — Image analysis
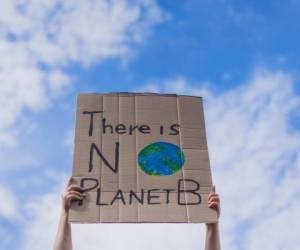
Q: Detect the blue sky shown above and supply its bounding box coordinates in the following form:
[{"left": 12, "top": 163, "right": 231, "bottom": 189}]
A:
[{"left": 0, "top": 1, "right": 300, "bottom": 250}]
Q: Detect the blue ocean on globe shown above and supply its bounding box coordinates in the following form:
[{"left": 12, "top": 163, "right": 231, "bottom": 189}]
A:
[{"left": 138, "top": 141, "right": 185, "bottom": 176}]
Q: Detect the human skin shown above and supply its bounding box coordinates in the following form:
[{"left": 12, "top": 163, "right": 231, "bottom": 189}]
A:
[
  {"left": 53, "top": 178, "right": 86, "bottom": 250},
  {"left": 205, "top": 186, "right": 221, "bottom": 250},
  {"left": 53, "top": 179, "right": 221, "bottom": 250}
]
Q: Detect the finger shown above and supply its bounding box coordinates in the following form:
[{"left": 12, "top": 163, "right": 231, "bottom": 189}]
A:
[
  {"left": 68, "top": 191, "right": 86, "bottom": 197},
  {"left": 208, "top": 192, "right": 217, "bottom": 200},
  {"left": 208, "top": 196, "right": 220, "bottom": 203},
  {"left": 67, "top": 185, "right": 84, "bottom": 192},
  {"left": 208, "top": 201, "right": 219, "bottom": 206},
  {"left": 212, "top": 185, "right": 216, "bottom": 193},
  {"left": 209, "top": 204, "right": 220, "bottom": 217},
  {"left": 209, "top": 200, "right": 220, "bottom": 207},
  {"left": 68, "top": 186, "right": 85, "bottom": 193},
  {"left": 209, "top": 204, "right": 219, "bottom": 212},
  {"left": 66, "top": 194, "right": 85, "bottom": 202},
  {"left": 208, "top": 201, "right": 220, "bottom": 208},
  {"left": 208, "top": 202, "right": 219, "bottom": 209}
]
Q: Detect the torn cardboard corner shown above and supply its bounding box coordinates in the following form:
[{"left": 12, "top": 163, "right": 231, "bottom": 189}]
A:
[{"left": 69, "top": 93, "right": 218, "bottom": 223}]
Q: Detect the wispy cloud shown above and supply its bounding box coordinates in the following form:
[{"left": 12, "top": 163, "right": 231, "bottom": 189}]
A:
[
  {"left": 139, "top": 69, "right": 300, "bottom": 249},
  {"left": 21, "top": 69, "right": 300, "bottom": 250},
  {"left": 0, "top": 1, "right": 165, "bottom": 249},
  {"left": 0, "top": 184, "right": 17, "bottom": 220},
  {"left": 0, "top": 0, "right": 164, "bottom": 147},
  {"left": 2, "top": 2, "right": 299, "bottom": 250}
]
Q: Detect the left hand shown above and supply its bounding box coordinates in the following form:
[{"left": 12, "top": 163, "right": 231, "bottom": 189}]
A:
[{"left": 62, "top": 177, "right": 86, "bottom": 213}]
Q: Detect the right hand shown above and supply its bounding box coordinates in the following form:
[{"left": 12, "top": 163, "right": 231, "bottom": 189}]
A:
[
  {"left": 62, "top": 177, "right": 86, "bottom": 213},
  {"left": 207, "top": 185, "right": 221, "bottom": 219}
]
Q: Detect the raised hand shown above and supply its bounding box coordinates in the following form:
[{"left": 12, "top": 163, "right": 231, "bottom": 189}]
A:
[
  {"left": 62, "top": 177, "right": 86, "bottom": 213},
  {"left": 208, "top": 185, "right": 220, "bottom": 218}
]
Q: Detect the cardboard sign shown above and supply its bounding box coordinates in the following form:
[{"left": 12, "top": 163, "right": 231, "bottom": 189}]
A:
[{"left": 69, "top": 93, "right": 218, "bottom": 223}]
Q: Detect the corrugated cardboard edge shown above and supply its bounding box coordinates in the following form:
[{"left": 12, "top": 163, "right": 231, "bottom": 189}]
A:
[{"left": 77, "top": 92, "right": 203, "bottom": 99}]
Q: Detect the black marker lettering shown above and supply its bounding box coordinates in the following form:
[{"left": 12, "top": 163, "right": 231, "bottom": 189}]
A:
[
  {"left": 78, "top": 178, "right": 99, "bottom": 206},
  {"left": 96, "top": 188, "right": 109, "bottom": 206},
  {"left": 160, "top": 125, "right": 164, "bottom": 135},
  {"left": 102, "top": 118, "right": 113, "bottom": 134},
  {"left": 129, "top": 189, "right": 144, "bottom": 204},
  {"left": 139, "top": 125, "right": 151, "bottom": 134},
  {"left": 129, "top": 125, "right": 139, "bottom": 135},
  {"left": 147, "top": 189, "right": 161, "bottom": 205},
  {"left": 162, "top": 188, "right": 176, "bottom": 204},
  {"left": 80, "top": 178, "right": 99, "bottom": 192},
  {"left": 82, "top": 111, "right": 103, "bottom": 136},
  {"left": 177, "top": 179, "right": 201, "bottom": 205},
  {"left": 115, "top": 124, "right": 126, "bottom": 134},
  {"left": 89, "top": 142, "right": 119, "bottom": 173},
  {"left": 111, "top": 189, "right": 126, "bottom": 205},
  {"left": 169, "top": 124, "right": 180, "bottom": 135}
]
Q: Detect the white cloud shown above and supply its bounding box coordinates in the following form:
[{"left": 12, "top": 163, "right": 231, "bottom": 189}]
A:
[
  {"left": 0, "top": 0, "right": 164, "bottom": 147},
  {"left": 0, "top": 1, "right": 165, "bottom": 247},
  {"left": 21, "top": 69, "right": 300, "bottom": 250},
  {"left": 137, "top": 76, "right": 213, "bottom": 98},
  {"left": 17, "top": 69, "right": 300, "bottom": 250},
  {"left": 20, "top": 0, "right": 164, "bottom": 66},
  {"left": 136, "top": 69, "right": 300, "bottom": 249},
  {"left": 0, "top": 184, "right": 17, "bottom": 220},
  {"left": 47, "top": 70, "right": 72, "bottom": 97},
  {"left": 1, "top": 2, "right": 297, "bottom": 249},
  {"left": 22, "top": 190, "right": 62, "bottom": 250},
  {"left": 246, "top": 198, "right": 300, "bottom": 250}
]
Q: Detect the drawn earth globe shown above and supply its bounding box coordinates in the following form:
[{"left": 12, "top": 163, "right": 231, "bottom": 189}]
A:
[{"left": 138, "top": 141, "right": 185, "bottom": 176}]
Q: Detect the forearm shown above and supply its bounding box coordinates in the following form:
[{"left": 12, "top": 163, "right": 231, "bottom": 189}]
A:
[
  {"left": 53, "top": 210, "right": 72, "bottom": 250},
  {"left": 205, "top": 223, "right": 221, "bottom": 250}
]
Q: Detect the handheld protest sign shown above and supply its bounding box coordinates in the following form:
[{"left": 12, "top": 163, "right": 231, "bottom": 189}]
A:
[{"left": 69, "top": 93, "right": 218, "bottom": 223}]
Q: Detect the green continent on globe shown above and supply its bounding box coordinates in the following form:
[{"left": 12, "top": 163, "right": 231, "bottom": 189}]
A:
[{"left": 138, "top": 141, "right": 185, "bottom": 176}]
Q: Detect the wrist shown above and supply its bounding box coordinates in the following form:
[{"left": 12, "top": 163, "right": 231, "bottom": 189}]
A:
[
  {"left": 61, "top": 206, "right": 69, "bottom": 219},
  {"left": 206, "top": 222, "right": 219, "bottom": 232}
]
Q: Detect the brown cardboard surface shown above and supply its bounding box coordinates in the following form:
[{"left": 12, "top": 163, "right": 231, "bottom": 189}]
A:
[{"left": 69, "top": 93, "right": 218, "bottom": 223}]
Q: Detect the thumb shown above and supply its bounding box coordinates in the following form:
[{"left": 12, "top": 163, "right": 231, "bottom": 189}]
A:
[{"left": 212, "top": 185, "right": 216, "bottom": 193}]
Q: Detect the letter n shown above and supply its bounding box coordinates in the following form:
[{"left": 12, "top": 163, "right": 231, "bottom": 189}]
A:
[{"left": 89, "top": 142, "right": 119, "bottom": 173}]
